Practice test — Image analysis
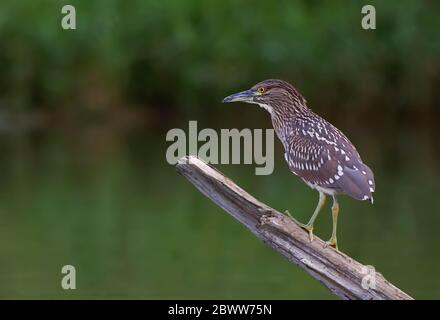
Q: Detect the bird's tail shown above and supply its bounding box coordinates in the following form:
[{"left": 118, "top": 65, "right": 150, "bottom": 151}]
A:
[{"left": 338, "top": 162, "right": 375, "bottom": 202}]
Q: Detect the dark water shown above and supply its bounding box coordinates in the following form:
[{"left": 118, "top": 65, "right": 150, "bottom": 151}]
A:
[{"left": 0, "top": 130, "right": 439, "bottom": 299}]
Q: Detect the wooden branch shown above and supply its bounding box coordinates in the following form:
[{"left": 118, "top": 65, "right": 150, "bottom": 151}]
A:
[{"left": 176, "top": 155, "right": 413, "bottom": 300}]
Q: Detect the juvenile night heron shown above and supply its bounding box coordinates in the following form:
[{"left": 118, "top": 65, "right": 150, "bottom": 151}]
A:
[{"left": 223, "top": 79, "right": 375, "bottom": 250}]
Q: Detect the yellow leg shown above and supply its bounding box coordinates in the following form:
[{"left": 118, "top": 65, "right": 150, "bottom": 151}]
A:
[
  {"left": 326, "top": 196, "right": 339, "bottom": 250},
  {"left": 287, "top": 191, "right": 326, "bottom": 242}
]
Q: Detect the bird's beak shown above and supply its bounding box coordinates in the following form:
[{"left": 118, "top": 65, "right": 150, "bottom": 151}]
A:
[{"left": 222, "top": 89, "right": 254, "bottom": 103}]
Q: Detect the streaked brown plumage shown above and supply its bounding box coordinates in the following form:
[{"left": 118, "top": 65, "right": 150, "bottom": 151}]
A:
[{"left": 223, "top": 79, "right": 375, "bottom": 249}]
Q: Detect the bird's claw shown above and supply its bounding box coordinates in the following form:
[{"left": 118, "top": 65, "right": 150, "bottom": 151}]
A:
[
  {"left": 325, "top": 239, "right": 338, "bottom": 251},
  {"left": 284, "top": 210, "right": 315, "bottom": 242},
  {"left": 284, "top": 210, "right": 293, "bottom": 218},
  {"left": 285, "top": 210, "right": 305, "bottom": 227},
  {"left": 304, "top": 224, "right": 314, "bottom": 242}
]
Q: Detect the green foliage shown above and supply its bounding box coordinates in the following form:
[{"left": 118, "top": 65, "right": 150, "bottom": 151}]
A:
[{"left": 0, "top": 0, "right": 439, "bottom": 114}]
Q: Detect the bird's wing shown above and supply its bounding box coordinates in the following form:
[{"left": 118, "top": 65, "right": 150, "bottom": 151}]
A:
[
  {"left": 285, "top": 134, "right": 342, "bottom": 189},
  {"left": 284, "top": 117, "right": 375, "bottom": 201}
]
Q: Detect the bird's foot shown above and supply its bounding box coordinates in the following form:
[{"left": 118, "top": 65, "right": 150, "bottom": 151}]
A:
[
  {"left": 284, "top": 210, "right": 303, "bottom": 226},
  {"left": 284, "top": 210, "right": 294, "bottom": 219},
  {"left": 325, "top": 238, "right": 338, "bottom": 251},
  {"left": 303, "top": 224, "right": 314, "bottom": 242},
  {"left": 284, "top": 211, "right": 314, "bottom": 242}
]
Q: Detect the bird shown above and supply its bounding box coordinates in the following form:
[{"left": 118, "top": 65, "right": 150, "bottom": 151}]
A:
[{"left": 222, "top": 79, "right": 375, "bottom": 250}]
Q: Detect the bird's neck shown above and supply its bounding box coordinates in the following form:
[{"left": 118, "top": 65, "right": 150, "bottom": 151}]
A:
[{"left": 267, "top": 102, "right": 309, "bottom": 148}]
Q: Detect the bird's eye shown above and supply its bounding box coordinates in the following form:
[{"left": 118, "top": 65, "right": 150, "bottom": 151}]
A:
[{"left": 257, "top": 87, "right": 266, "bottom": 94}]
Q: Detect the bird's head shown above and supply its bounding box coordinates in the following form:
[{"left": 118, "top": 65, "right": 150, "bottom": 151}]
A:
[{"left": 222, "top": 79, "right": 307, "bottom": 116}]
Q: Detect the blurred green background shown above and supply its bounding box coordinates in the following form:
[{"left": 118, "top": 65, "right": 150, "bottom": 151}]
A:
[{"left": 0, "top": 0, "right": 439, "bottom": 299}]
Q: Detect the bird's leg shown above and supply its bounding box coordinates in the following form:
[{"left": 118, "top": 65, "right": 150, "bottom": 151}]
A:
[
  {"left": 302, "top": 191, "right": 326, "bottom": 241},
  {"left": 284, "top": 210, "right": 305, "bottom": 227},
  {"left": 326, "top": 196, "right": 339, "bottom": 250},
  {"left": 287, "top": 192, "right": 326, "bottom": 242}
]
